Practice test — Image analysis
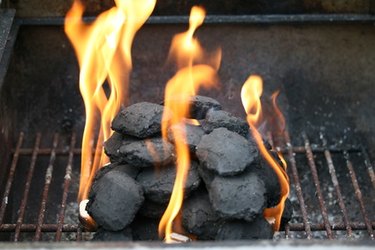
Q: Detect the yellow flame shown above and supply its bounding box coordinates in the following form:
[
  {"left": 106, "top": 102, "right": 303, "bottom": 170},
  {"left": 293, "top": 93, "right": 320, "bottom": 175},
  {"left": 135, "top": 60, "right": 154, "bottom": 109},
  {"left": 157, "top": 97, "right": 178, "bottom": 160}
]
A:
[
  {"left": 159, "top": 6, "right": 221, "bottom": 242},
  {"left": 64, "top": 0, "right": 156, "bottom": 203},
  {"left": 241, "top": 75, "right": 290, "bottom": 231}
]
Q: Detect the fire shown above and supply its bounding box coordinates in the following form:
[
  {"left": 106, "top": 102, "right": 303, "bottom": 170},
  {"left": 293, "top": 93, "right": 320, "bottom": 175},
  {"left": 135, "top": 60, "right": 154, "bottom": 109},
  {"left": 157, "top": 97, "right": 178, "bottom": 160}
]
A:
[
  {"left": 241, "top": 75, "right": 290, "bottom": 231},
  {"left": 64, "top": 0, "right": 156, "bottom": 202},
  {"left": 158, "top": 6, "right": 221, "bottom": 242}
]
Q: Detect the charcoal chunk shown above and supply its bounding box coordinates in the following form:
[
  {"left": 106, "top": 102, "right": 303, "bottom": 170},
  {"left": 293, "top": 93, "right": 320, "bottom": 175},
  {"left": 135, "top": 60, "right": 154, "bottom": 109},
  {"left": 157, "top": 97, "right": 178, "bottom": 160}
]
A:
[
  {"left": 167, "top": 123, "right": 205, "bottom": 153},
  {"left": 90, "top": 163, "right": 140, "bottom": 196},
  {"left": 196, "top": 128, "right": 259, "bottom": 176},
  {"left": 104, "top": 132, "right": 137, "bottom": 162},
  {"left": 189, "top": 95, "right": 222, "bottom": 119},
  {"left": 87, "top": 170, "right": 144, "bottom": 231},
  {"left": 253, "top": 150, "right": 284, "bottom": 207},
  {"left": 112, "top": 102, "right": 168, "bottom": 138},
  {"left": 197, "top": 163, "right": 215, "bottom": 187},
  {"left": 92, "top": 227, "right": 132, "bottom": 241},
  {"left": 132, "top": 217, "right": 160, "bottom": 241},
  {"left": 138, "top": 200, "right": 167, "bottom": 219},
  {"left": 118, "top": 137, "right": 174, "bottom": 168},
  {"left": 136, "top": 162, "right": 201, "bottom": 204},
  {"left": 215, "top": 217, "right": 273, "bottom": 240},
  {"left": 208, "top": 171, "right": 266, "bottom": 222},
  {"left": 182, "top": 190, "right": 220, "bottom": 240},
  {"left": 280, "top": 198, "right": 293, "bottom": 230},
  {"left": 201, "top": 110, "right": 249, "bottom": 138}
]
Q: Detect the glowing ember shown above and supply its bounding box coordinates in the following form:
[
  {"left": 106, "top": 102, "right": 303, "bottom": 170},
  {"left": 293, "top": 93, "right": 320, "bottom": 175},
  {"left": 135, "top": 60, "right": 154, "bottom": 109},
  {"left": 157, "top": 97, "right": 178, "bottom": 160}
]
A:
[
  {"left": 158, "top": 6, "right": 221, "bottom": 242},
  {"left": 241, "top": 75, "right": 290, "bottom": 231},
  {"left": 64, "top": 0, "right": 156, "bottom": 205}
]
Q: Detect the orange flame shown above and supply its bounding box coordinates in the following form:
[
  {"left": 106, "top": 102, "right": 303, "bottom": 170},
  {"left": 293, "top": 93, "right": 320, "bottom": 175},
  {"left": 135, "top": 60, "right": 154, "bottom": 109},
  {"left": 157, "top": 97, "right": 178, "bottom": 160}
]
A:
[
  {"left": 159, "top": 6, "right": 220, "bottom": 242},
  {"left": 241, "top": 75, "right": 290, "bottom": 231},
  {"left": 64, "top": 0, "right": 156, "bottom": 202}
]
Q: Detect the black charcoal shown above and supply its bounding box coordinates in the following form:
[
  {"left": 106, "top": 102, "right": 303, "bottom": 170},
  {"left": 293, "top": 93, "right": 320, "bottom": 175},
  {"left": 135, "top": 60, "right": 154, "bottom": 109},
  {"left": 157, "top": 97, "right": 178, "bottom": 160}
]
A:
[
  {"left": 132, "top": 217, "right": 160, "bottom": 241},
  {"left": 104, "top": 132, "right": 137, "bottom": 162},
  {"left": 138, "top": 200, "right": 167, "bottom": 219},
  {"left": 189, "top": 95, "right": 222, "bottom": 119},
  {"left": 87, "top": 171, "right": 144, "bottom": 231},
  {"left": 92, "top": 227, "right": 132, "bottom": 241},
  {"left": 201, "top": 110, "right": 249, "bottom": 138},
  {"left": 136, "top": 162, "right": 201, "bottom": 204},
  {"left": 280, "top": 198, "right": 293, "bottom": 230},
  {"left": 208, "top": 171, "right": 266, "bottom": 222},
  {"left": 254, "top": 151, "right": 283, "bottom": 207},
  {"left": 215, "top": 217, "right": 273, "bottom": 240},
  {"left": 182, "top": 190, "right": 220, "bottom": 240},
  {"left": 196, "top": 128, "right": 259, "bottom": 176},
  {"left": 118, "top": 137, "right": 174, "bottom": 168},
  {"left": 167, "top": 123, "right": 205, "bottom": 153},
  {"left": 197, "top": 164, "right": 215, "bottom": 188},
  {"left": 112, "top": 102, "right": 168, "bottom": 138}
]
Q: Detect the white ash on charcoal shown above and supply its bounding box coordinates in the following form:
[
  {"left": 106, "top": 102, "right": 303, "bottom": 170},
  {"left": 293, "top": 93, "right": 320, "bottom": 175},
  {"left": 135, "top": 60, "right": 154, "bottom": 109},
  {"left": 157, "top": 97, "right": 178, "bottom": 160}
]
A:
[
  {"left": 92, "top": 227, "right": 133, "bottom": 241},
  {"left": 118, "top": 137, "right": 175, "bottom": 168},
  {"left": 87, "top": 167, "right": 144, "bottom": 231},
  {"left": 111, "top": 102, "right": 169, "bottom": 138},
  {"left": 196, "top": 128, "right": 259, "bottom": 176},
  {"left": 201, "top": 109, "right": 250, "bottom": 138},
  {"left": 136, "top": 161, "right": 201, "bottom": 204},
  {"left": 215, "top": 217, "right": 273, "bottom": 240},
  {"left": 167, "top": 123, "right": 205, "bottom": 154}
]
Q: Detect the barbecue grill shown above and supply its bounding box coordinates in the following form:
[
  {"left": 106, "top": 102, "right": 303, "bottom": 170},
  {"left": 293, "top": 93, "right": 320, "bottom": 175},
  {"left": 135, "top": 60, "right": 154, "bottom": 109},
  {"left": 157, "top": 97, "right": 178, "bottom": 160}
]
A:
[{"left": 0, "top": 1, "right": 374, "bottom": 248}]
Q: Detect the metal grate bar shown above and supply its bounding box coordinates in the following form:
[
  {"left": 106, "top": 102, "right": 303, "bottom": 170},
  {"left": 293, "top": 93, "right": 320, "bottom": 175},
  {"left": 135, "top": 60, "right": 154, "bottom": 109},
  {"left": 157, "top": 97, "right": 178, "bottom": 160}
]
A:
[
  {"left": 55, "top": 133, "right": 76, "bottom": 241},
  {"left": 361, "top": 146, "right": 375, "bottom": 190},
  {"left": 288, "top": 222, "right": 375, "bottom": 231},
  {"left": 14, "top": 133, "right": 42, "bottom": 241},
  {"left": 344, "top": 151, "right": 374, "bottom": 239},
  {"left": 320, "top": 133, "right": 352, "bottom": 237},
  {"left": 76, "top": 225, "right": 82, "bottom": 241},
  {"left": 283, "top": 131, "right": 312, "bottom": 239},
  {"left": 302, "top": 133, "right": 333, "bottom": 239},
  {"left": 33, "top": 134, "right": 59, "bottom": 241},
  {"left": 0, "top": 132, "right": 24, "bottom": 224}
]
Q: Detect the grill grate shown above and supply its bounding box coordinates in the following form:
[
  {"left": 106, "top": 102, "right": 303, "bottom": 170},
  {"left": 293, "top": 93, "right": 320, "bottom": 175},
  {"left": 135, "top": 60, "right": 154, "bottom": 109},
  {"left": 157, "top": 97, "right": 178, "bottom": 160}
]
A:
[{"left": 0, "top": 131, "right": 374, "bottom": 241}]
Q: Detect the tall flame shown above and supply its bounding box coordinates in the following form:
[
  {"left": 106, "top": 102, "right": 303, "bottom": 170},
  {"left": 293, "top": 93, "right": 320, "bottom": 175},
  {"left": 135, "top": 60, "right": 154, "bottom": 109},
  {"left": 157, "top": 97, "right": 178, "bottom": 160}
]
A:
[
  {"left": 159, "top": 6, "right": 221, "bottom": 242},
  {"left": 241, "top": 75, "right": 290, "bottom": 231},
  {"left": 64, "top": 0, "right": 156, "bottom": 202}
]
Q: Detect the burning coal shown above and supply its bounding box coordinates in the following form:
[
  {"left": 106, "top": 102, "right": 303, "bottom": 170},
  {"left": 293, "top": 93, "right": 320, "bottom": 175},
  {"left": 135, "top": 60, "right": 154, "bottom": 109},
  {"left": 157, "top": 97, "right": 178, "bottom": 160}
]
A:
[{"left": 64, "top": 0, "right": 290, "bottom": 242}]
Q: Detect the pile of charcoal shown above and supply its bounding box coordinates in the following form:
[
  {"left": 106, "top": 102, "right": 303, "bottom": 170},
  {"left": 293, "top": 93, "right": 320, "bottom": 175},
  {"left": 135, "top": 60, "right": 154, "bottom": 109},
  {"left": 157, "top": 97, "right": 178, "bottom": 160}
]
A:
[{"left": 86, "top": 96, "right": 292, "bottom": 241}]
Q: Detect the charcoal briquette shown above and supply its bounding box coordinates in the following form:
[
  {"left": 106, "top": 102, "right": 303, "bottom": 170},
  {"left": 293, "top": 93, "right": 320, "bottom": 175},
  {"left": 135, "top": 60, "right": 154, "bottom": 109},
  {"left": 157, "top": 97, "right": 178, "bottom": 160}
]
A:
[
  {"left": 215, "top": 217, "right": 273, "bottom": 240},
  {"left": 188, "top": 95, "right": 222, "bottom": 119},
  {"left": 182, "top": 190, "right": 220, "bottom": 240},
  {"left": 201, "top": 109, "right": 249, "bottom": 138},
  {"left": 111, "top": 102, "right": 168, "bottom": 138},
  {"left": 118, "top": 137, "right": 174, "bottom": 168},
  {"left": 167, "top": 123, "right": 205, "bottom": 153},
  {"left": 136, "top": 161, "right": 201, "bottom": 204},
  {"left": 104, "top": 132, "right": 137, "bottom": 162},
  {"left": 131, "top": 217, "right": 160, "bottom": 241},
  {"left": 196, "top": 128, "right": 259, "bottom": 176},
  {"left": 92, "top": 227, "right": 133, "bottom": 241},
  {"left": 208, "top": 171, "right": 266, "bottom": 222},
  {"left": 138, "top": 199, "right": 167, "bottom": 219},
  {"left": 87, "top": 170, "right": 144, "bottom": 231},
  {"left": 280, "top": 198, "right": 293, "bottom": 230}
]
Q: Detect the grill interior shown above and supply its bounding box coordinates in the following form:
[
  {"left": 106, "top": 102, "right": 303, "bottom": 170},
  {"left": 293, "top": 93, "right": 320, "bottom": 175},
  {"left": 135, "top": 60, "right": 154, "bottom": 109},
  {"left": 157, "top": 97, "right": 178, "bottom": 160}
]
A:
[
  {"left": 0, "top": 130, "right": 374, "bottom": 241},
  {"left": 0, "top": 7, "right": 375, "bottom": 244}
]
